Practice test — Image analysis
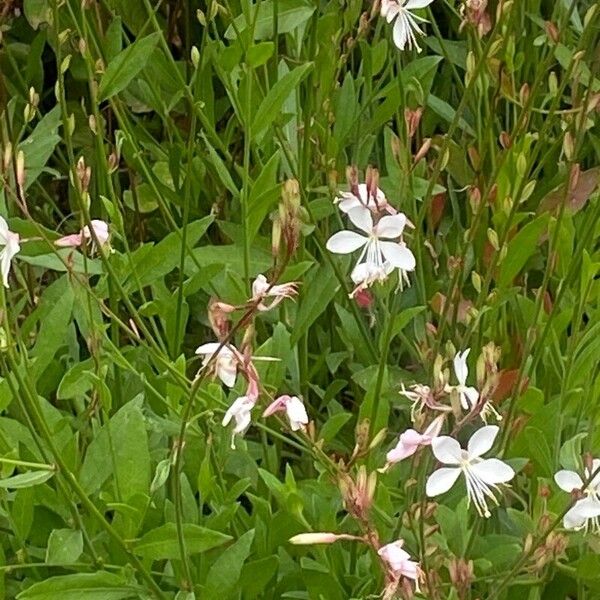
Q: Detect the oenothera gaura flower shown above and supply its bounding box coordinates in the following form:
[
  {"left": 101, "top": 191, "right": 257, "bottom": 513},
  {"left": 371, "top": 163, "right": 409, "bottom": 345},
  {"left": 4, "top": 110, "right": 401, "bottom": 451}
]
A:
[
  {"left": 263, "top": 395, "right": 309, "bottom": 431},
  {"left": 326, "top": 206, "right": 415, "bottom": 295},
  {"left": 380, "top": 0, "right": 434, "bottom": 52},
  {"left": 554, "top": 460, "right": 600, "bottom": 533},
  {"left": 55, "top": 219, "right": 110, "bottom": 254},
  {"left": 378, "top": 539, "right": 421, "bottom": 591},
  {"left": 251, "top": 274, "right": 299, "bottom": 311},
  {"left": 335, "top": 183, "right": 397, "bottom": 215},
  {"left": 222, "top": 395, "right": 256, "bottom": 449},
  {"left": 0, "top": 216, "right": 20, "bottom": 289},
  {"left": 400, "top": 383, "right": 452, "bottom": 422},
  {"left": 382, "top": 415, "right": 444, "bottom": 470},
  {"left": 426, "top": 425, "right": 515, "bottom": 517},
  {"left": 195, "top": 342, "right": 240, "bottom": 387},
  {"left": 446, "top": 349, "right": 480, "bottom": 411}
]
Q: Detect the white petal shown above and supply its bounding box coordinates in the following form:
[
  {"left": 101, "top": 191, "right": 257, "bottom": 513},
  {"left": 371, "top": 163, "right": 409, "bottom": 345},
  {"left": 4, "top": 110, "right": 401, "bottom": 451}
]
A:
[
  {"left": 470, "top": 459, "right": 515, "bottom": 485},
  {"left": 572, "top": 497, "right": 600, "bottom": 518},
  {"left": 554, "top": 470, "right": 584, "bottom": 493},
  {"left": 286, "top": 397, "right": 309, "bottom": 428},
  {"left": 431, "top": 436, "right": 462, "bottom": 464},
  {"left": 195, "top": 342, "right": 221, "bottom": 355},
  {"left": 326, "top": 231, "right": 367, "bottom": 254},
  {"left": 563, "top": 503, "right": 587, "bottom": 530},
  {"left": 426, "top": 467, "right": 461, "bottom": 497},
  {"left": 404, "top": 0, "right": 434, "bottom": 8},
  {"left": 347, "top": 206, "right": 373, "bottom": 234},
  {"left": 376, "top": 214, "right": 406, "bottom": 238},
  {"left": 589, "top": 459, "right": 600, "bottom": 490},
  {"left": 392, "top": 14, "right": 409, "bottom": 50},
  {"left": 350, "top": 261, "right": 372, "bottom": 284},
  {"left": 0, "top": 216, "right": 8, "bottom": 244},
  {"left": 467, "top": 425, "right": 499, "bottom": 458},
  {"left": 464, "top": 386, "right": 480, "bottom": 408},
  {"left": 379, "top": 241, "right": 416, "bottom": 270},
  {"left": 453, "top": 349, "right": 469, "bottom": 385},
  {"left": 217, "top": 362, "right": 238, "bottom": 388},
  {"left": 337, "top": 196, "right": 362, "bottom": 213}
]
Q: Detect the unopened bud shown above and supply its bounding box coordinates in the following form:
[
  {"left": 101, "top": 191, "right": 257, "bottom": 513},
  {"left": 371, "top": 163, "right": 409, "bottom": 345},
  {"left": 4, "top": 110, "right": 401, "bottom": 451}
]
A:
[
  {"left": 3, "top": 142, "right": 12, "bottom": 172},
  {"left": 191, "top": 46, "right": 200, "bottom": 68},
  {"left": 16, "top": 151, "right": 26, "bottom": 189},
  {"left": 563, "top": 131, "right": 574, "bottom": 161},
  {"left": 89, "top": 115, "right": 97, "bottom": 134},
  {"left": 346, "top": 164, "right": 359, "bottom": 197},
  {"left": 544, "top": 21, "right": 559, "bottom": 44},
  {"left": 289, "top": 532, "right": 339, "bottom": 545},
  {"left": 404, "top": 107, "right": 423, "bottom": 138},
  {"left": 414, "top": 138, "right": 431, "bottom": 164},
  {"left": 519, "top": 83, "right": 530, "bottom": 105},
  {"left": 499, "top": 131, "right": 511, "bottom": 149}
]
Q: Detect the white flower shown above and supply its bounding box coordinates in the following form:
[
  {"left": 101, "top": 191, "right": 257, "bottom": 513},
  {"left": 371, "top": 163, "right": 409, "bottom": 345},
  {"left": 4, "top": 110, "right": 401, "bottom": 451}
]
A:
[
  {"left": 426, "top": 425, "right": 515, "bottom": 517},
  {"left": 380, "top": 0, "right": 435, "bottom": 52},
  {"left": 83, "top": 219, "right": 110, "bottom": 251},
  {"left": 251, "top": 274, "right": 299, "bottom": 311},
  {"left": 555, "top": 460, "right": 600, "bottom": 533},
  {"left": 335, "top": 183, "right": 395, "bottom": 215},
  {"left": 195, "top": 342, "right": 240, "bottom": 387},
  {"left": 446, "top": 349, "right": 480, "bottom": 411},
  {"left": 263, "top": 395, "right": 309, "bottom": 431},
  {"left": 326, "top": 206, "right": 415, "bottom": 292},
  {"left": 378, "top": 539, "right": 420, "bottom": 587},
  {"left": 0, "top": 216, "right": 20, "bottom": 289},
  {"left": 222, "top": 395, "right": 256, "bottom": 449}
]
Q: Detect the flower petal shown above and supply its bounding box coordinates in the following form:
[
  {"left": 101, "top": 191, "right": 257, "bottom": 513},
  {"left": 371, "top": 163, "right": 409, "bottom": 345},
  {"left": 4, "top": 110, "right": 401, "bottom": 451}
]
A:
[
  {"left": 554, "top": 470, "right": 584, "bottom": 493},
  {"left": 195, "top": 342, "right": 221, "bottom": 355},
  {"left": 453, "top": 349, "right": 469, "bottom": 385},
  {"left": 0, "top": 216, "right": 8, "bottom": 244},
  {"left": 376, "top": 213, "right": 407, "bottom": 238},
  {"left": 347, "top": 206, "right": 373, "bottom": 233},
  {"left": 470, "top": 459, "right": 515, "bottom": 485},
  {"left": 467, "top": 425, "right": 499, "bottom": 458},
  {"left": 326, "top": 231, "right": 367, "bottom": 254},
  {"left": 392, "top": 13, "right": 409, "bottom": 50},
  {"left": 431, "top": 436, "right": 462, "bottom": 464},
  {"left": 217, "top": 361, "right": 238, "bottom": 388},
  {"left": 380, "top": 241, "right": 416, "bottom": 270},
  {"left": 464, "top": 386, "right": 480, "bottom": 408},
  {"left": 426, "top": 467, "right": 461, "bottom": 497},
  {"left": 563, "top": 503, "right": 587, "bottom": 530}
]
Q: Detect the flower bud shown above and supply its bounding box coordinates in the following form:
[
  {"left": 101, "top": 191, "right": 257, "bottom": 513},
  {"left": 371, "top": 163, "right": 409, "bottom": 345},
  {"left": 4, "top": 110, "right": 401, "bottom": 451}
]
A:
[{"left": 289, "top": 532, "right": 339, "bottom": 545}]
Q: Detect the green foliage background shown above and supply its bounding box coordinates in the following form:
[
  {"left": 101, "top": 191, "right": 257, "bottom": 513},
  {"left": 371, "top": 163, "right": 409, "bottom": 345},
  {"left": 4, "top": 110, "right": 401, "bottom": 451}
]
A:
[{"left": 0, "top": 0, "right": 599, "bottom": 598}]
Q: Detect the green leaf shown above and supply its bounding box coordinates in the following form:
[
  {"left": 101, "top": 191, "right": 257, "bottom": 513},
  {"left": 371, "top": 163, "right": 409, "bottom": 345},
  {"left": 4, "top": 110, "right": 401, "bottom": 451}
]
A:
[
  {"left": 246, "top": 42, "right": 275, "bottom": 68},
  {"left": 0, "top": 470, "right": 54, "bottom": 489},
  {"left": 17, "top": 572, "right": 136, "bottom": 600},
  {"left": 291, "top": 263, "right": 339, "bottom": 344},
  {"left": 98, "top": 33, "right": 161, "bottom": 101},
  {"left": 225, "top": 1, "right": 316, "bottom": 40},
  {"left": 388, "top": 306, "right": 425, "bottom": 346},
  {"left": 45, "top": 529, "right": 83, "bottom": 564},
  {"left": 134, "top": 523, "right": 232, "bottom": 560},
  {"left": 524, "top": 426, "right": 554, "bottom": 477},
  {"left": 253, "top": 63, "right": 313, "bottom": 138},
  {"left": 18, "top": 107, "right": 61, "bottom": 190},
  {"left": 498, "top": 214, "right": 548, "bottom": 287},
  {"left": 204, "top": 530, "right": 255, "bottom": 597}
]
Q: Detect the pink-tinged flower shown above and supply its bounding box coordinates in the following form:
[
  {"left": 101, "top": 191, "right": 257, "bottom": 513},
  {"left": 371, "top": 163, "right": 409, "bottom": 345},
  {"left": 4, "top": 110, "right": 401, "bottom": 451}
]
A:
[
  {"left": 426, "top": 425, "right": 515, "bottom": 517},
  {"left": 380, "top": 0, "right": 435, "bottom": 52},
  {"left": 378, "top": 539, "right": 421, "bottom": 589},
  {"left": 0, "top": 216, "right": 20, "bottom": 289},
  {"left": 251, "top": 274, "right": 299, "bottom": 311},
  {"left": 445, "top": 349, "right": 480, "bottom": 411},
  {"left": 263, "top": 395, "right": 309, "bottom": 431},
  {"left": 222, "top": 395, "right": 256, "bottom": 449},
  {"left": 55, "top": 219, "right": 110, "bottom": 254},
  {"left": 335, "top": 183, "right": 397, "bottom": 215},
  {"left": 195, "top": 342, "right": 240, "bottom": 387},
  {"left": 555, "top": 460, "right": 600, "bottom": 533},
  {"left": 383, "top": 415, "right": 444, "bottom": 468},
  {"left": 326, "top": 206, "right": 416, "bottom": 293}
]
